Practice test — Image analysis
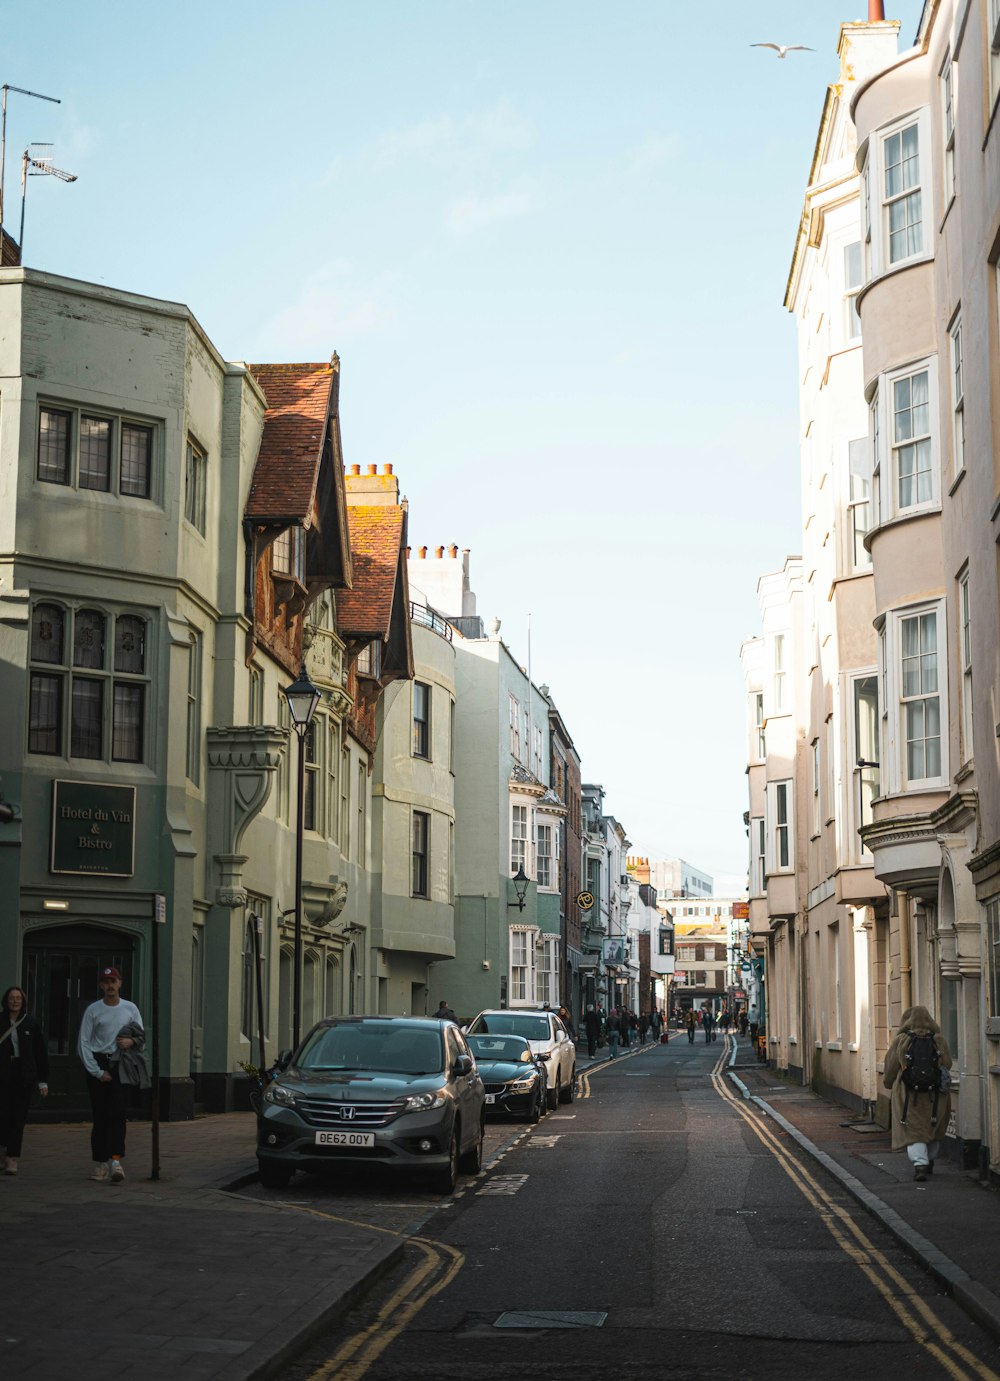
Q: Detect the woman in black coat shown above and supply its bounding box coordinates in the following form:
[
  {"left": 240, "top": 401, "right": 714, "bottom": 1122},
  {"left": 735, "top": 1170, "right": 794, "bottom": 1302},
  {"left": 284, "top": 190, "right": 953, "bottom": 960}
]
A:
[{"left": 0, "top": 986, "right": 49, "bottom": 1174}]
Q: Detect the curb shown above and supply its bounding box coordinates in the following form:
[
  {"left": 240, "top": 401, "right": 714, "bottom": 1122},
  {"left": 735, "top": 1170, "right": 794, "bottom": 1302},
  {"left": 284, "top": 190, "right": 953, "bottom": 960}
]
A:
[{"left": 726, "top": 1058, "right": 1000, "bottom": 1343}]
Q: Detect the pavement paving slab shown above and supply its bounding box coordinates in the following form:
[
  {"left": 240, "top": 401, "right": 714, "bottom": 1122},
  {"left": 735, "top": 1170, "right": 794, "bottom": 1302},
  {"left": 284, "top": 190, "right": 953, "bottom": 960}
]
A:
[
  {"left": 1, "top": 1113, "right": 403, "bottom": 1381},
  {"left": 730, "top": 1040, "right": 1000, "bottom": 1343}
]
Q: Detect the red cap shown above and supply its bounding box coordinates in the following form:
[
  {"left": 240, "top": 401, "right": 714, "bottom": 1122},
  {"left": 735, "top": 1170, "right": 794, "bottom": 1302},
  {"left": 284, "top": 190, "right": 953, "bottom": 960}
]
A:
[{"left": 99, "top": 967, "right": 121, "bottom": 982}]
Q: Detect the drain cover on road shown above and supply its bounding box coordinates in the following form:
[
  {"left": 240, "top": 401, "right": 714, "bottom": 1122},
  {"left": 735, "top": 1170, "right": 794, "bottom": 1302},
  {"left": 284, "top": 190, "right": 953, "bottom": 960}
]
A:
[{"left": 494, "top": 1311, "right": 607, "bottom": 1329}]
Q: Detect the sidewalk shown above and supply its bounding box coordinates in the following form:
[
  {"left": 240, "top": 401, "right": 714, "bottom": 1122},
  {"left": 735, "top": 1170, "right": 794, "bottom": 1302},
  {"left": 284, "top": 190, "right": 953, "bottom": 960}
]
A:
[
  {"left": 1, "top": 1114, "right": 403, "bottom": 1381},
  {"left": 729, "top": 1038, "right": 1000, "bottom": 1341}
]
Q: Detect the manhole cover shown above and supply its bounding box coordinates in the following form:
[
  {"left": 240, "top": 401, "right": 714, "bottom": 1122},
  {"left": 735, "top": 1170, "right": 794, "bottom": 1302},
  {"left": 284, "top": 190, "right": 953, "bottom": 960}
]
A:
[{"left": 494, "top": 1311, "right": 607, "bottom": 1329}]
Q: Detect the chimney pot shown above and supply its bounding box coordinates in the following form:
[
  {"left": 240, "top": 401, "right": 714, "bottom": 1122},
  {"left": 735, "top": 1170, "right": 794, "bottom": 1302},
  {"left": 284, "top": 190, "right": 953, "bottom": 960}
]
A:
[
  {"left": 350, "top": 464, "right": 361, "bottom": 475},
  {"left": 418, "top": 546, "right": 427, "bottom": 559},
  {"left": 435, "top": 546, "right": 444, "bottom": 558},
  {"left": 405, "top": 546, "right": 411, "bottom": 558},
  {"left": 384, "top": 463, "right": 394, "bottom": 475},
  {"left": 868, "top": 0, "right": 885, "bottom": 18},
  {"left": 448, "top": 543, "right": 458, "bottom": 558},
  {"left": 367, "top": 464, "right": 377, "bottom": 476}
]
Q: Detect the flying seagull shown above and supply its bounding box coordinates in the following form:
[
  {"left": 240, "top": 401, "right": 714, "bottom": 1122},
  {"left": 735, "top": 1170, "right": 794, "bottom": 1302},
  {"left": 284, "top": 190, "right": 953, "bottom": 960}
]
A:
[{"left": 751, "top": 42, "right": 815, "bottom": 58}]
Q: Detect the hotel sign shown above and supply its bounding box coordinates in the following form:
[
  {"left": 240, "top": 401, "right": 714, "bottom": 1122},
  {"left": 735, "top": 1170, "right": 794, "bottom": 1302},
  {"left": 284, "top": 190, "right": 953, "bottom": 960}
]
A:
[{"left": 51, "top": 781, "right": 136, "bottom": 877}]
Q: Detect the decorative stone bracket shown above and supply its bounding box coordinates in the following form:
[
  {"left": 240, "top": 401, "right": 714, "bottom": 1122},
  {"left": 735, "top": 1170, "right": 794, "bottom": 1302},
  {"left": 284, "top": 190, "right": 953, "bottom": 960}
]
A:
[{"left": 207, "top": 725, "right": 288, "bottom": 904}]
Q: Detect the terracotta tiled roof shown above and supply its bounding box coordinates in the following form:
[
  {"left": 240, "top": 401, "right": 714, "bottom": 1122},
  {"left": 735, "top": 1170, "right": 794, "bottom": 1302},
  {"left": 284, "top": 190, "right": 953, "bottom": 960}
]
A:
[
  {"left": 245, "top": 362, "right": 335, "bottom": 520},
  {"left": 336, "top": 506, "right": 406, "bottom": 638}
]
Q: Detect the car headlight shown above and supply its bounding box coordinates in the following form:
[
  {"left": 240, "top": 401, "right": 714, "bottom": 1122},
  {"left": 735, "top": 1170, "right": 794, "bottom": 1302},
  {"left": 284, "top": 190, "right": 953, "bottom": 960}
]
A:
[
  {"left": 508, "top": 1079, "right": 536, "bottom": 1092},
  {"left": 400, "top": 1089, "right": 448, "bottom": 1113},
  {"left": 264, "top": 1084, "right": 297, "bottom": 1107}
]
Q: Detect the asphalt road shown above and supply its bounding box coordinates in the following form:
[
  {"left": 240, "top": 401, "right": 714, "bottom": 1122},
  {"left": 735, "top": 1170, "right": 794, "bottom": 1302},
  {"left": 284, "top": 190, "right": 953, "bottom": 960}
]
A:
[{"left": 270, "top": 1035, "right": 1000, "bottom": 1381}]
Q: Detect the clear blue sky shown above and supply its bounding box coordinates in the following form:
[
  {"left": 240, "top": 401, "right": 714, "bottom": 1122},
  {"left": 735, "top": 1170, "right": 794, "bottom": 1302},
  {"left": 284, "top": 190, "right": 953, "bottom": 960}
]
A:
[{"left": 6, "top": 2, "right": 924, "bottom": 889}]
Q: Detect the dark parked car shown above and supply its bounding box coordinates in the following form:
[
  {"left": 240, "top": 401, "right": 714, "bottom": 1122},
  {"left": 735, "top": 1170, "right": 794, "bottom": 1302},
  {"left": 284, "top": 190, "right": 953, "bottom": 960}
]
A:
[
  {"left": 257, "top": 1016, "right": 485, "bottom": 1194},
  {"left": 466, "top": 1034, "right": 547, "bottom": 1122}
]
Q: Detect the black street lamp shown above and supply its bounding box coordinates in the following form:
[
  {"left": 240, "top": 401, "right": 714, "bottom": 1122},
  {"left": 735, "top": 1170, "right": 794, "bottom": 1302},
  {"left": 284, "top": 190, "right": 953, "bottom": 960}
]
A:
[
  {"left": 507, "top": 865, "right": 530, "bottom": 912},
  {"left": 283, "top": 664, "right": 321, "bottom": 1049}
]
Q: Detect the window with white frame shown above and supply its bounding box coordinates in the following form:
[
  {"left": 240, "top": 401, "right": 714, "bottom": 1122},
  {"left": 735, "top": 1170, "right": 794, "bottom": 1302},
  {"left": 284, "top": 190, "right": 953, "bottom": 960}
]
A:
[
  {"left": 184, "top": 438, "right": 207, "bottom": 535},
  {"left": 892, "top": 366, "right": 933, "bottom": 510},
  {"left": 509, "top": 929, "right": 530, "bottom": 1002},
  {"left": 37, "top": 404, "right": 155, "bottom": 500},
  {"left": 950, "top": 315, "right": 965, "bottom": 477},
  {"left": 750, "top": 817, "right": 765, "bottom": 894},
  {"left": 509, "top": 694, "right": 521, "bottom": 760},
  {"left": 811, "top": 739, "right": 821, "bottom": 838},
  {"left": 940, "top": 53, "right": 955, "bottom": 205},
  {"left": 28, "top": 602, "right": 148, "bottom": 764},
  {"left": 327, "top": 719, "right": 339, "bottom": 844},
  {"left": 959, "top": 569, "right": 973, "bottom": 765},
  {"left": 412, "top": 681, "right": 431, "bottom": 759},
  {"left": 870, "top": 394, "right": 881, "bottom": 527},
  {"left": 186, "top": 628, "right": 201, "bottom": 784},
  {"left": 852, "top": 674, "right": 880, "bottom": 847},
  {"left": 537, "top": 822, "right": 553, "bottom": 888},
  {"left": 340, "top": 747, "right": 351, "bottom": 858},
  {"left": 900, "top": 608, "right": 942, "bottom": 784},
  {"left": 773, "top": 634, "right": 786, "bottom": 712},
  {"left": 847, "top": 438, "right": 872, "bottom": 571},
  {"left": 533, "top": 725, "right": 543, "bottom": 779},
  {"left": 753, "top": 691, "right": 765, "bottom": 760},
  {"left": 537, "top": 935, "right": 559, "bottom": 1007},
  {"left": 511, "top": 803, "right": 529, "bottom": 874},
  {"left": 411, "top": 810, "right": 429, "bottom": 898},
  {"left": 828, "top": 922, "right": 841, "bottom": 1042},
  {"left": 988, "top": 898, "right": 1000, "bottom": 1018},
  {"left": 767, "top": 780, "right": 793, "bottom": 872},
  {"left": 303, "top": 719, "right": 320, "bottom": 831},
  {"left": 272, "top": 526, "right": 305, "bottom": 584},
  {"left": 882, "top": 118, "right": 923, "bottom": 265},
  {"left": 844, "top": 241, "right": 863, "bottom": 340}
]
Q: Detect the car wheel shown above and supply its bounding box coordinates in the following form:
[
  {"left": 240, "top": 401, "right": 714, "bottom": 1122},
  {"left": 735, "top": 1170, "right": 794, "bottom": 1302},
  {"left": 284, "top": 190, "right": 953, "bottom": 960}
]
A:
[
  {"left": 560, "top": 1066, "right": 576, "bottom": 1103},
  {"left": 527, "top": 1088, "right": 542, "bottom": 1123},
  {"left": 547, "top": 1076, "right": 560, "bottom": 1110},
  {"left": 459, "top": 1116, "right": 484, "bottom": 1174},
  {"left": 258, "top": 1163, "right": 293, "bottom": 1190},
  {"left": 432, "top": 1129, "right": 459, "bottom": 1195}
]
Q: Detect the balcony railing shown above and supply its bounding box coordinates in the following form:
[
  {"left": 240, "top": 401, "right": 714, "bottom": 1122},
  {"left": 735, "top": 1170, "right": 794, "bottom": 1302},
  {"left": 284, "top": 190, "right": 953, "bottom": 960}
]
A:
[{"left": 409, "top": 601, "right": 453, "bottom": 641}]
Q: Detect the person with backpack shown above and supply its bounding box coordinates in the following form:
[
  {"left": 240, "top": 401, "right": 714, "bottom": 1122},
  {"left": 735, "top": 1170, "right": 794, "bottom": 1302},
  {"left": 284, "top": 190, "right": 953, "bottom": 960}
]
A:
[{"left": 883, "top": 1005, "right": 953, "bottom": 1182}]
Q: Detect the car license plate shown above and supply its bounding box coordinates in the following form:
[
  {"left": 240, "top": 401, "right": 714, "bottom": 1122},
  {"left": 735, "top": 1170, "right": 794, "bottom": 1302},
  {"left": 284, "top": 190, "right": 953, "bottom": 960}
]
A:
[
  {"left": 315, "top": 1131, "right": 375, "bottom": 1147},
  {"left": 485, "top": 1094, "right": 496, "bottom": 1105}
]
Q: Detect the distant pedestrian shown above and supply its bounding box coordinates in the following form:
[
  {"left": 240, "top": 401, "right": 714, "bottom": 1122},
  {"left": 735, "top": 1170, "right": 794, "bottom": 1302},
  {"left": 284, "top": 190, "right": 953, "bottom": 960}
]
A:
[
  {"left": 739, "top": 1012, "right": 749, "bottom": 1037},
  {"left": 719, "top": 1009, "right": 731, "bottom": 1033},
  {"left": 584, "top": 1005, "right": 601, "bottom": 1058},
  {"left": 639, "top": 1012, "right": 649, "bottom": 1043},
  {"left": 650, "top": 1009, "right": 662, "bottom": 1039},
  {"left": 78, "top": 967, "right": 145, "bottom": 1184},
  {"left": 435, "top": 1001, "right": 458, "bottom": 1022},
  {"left": 0, "top": 986, "right": 49, "bottom": 1176},
  {"left": 607, "top": 1009, "right": 621, "bottom": 1059},
  {"left": 628, "top": 1011, "right": 639, "bottom": 1047},
  {"left": 557, "top": 1005, "right": 577, "bottom": 1042},
  {"left": 883, "top": 1005, "right": 952, "bottom": 1182},
  {"left": 701, "top": 1009, "right": 715, "bottom": 1044},
  {"left": 685, "top": 1009, "right": 696, "bottom": 1044}
]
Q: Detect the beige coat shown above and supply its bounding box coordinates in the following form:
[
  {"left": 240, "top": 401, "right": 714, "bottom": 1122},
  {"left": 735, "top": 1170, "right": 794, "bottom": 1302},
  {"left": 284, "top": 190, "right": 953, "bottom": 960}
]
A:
[{"left": 883, "top": 1006, "right": 952, "bottom": 1149}]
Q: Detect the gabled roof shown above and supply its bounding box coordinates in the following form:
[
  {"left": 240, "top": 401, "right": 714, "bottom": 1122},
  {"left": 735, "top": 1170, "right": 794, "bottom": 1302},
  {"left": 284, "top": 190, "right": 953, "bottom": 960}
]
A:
[
  {"left": 245, "top": 359, "right": 352, "bottom": 588},
  {"left": 336, "top": 506, "right": 414, "bottom": 680}
]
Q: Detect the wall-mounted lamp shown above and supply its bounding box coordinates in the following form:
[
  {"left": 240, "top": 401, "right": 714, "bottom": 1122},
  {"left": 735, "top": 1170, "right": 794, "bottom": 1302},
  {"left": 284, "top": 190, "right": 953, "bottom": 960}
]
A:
[
  {"left": 507, "top": 865, "right": 530, "bottom": 912},
  {"left": 42, "top": 899, "right": 69, "bottom": 911}
]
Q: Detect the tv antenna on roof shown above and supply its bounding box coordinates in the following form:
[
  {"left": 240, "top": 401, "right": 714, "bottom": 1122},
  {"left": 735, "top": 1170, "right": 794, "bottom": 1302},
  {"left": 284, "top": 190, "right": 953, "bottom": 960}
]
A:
[
  {"left": 19, "top": 143, "right": 77, "bottom": 253},
  {"left": 0, "top": 83, "right": 61, "bottom": 257}
]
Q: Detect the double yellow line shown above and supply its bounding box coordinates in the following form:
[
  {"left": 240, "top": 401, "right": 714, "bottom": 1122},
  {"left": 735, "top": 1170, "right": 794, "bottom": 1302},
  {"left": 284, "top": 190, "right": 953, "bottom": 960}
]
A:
[{"left": 711, "top": 1039, "right": 1000, "bottom": 1381}]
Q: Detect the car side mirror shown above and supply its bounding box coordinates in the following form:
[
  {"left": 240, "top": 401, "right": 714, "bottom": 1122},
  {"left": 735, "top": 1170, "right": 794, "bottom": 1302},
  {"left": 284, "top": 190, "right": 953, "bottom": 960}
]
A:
[
  {"left": 276, "top": 1049, "right": 292, "bottom": 1069},
  {"left": 453, "top": 1054, "right": 473, "bottom": 1076}
]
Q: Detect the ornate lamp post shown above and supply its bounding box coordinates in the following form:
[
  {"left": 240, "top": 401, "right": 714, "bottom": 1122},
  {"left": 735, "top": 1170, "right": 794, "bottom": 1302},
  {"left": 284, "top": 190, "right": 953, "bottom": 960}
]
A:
[{"left": 283, "top": 664, "right": 321, "bottom": 1049}]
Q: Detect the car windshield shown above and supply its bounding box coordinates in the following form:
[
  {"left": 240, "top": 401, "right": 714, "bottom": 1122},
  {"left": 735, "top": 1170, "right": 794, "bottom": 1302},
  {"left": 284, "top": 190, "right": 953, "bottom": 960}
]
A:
[
  {"left": 295, "top": 1023, "right": 444, "bottom": 1076},
  {"left": 468, "top": 1014, "right": 550, "bottom": 1040},
  {"left": 467, "top": 1036, "right": 533, "bottom": 1062}
]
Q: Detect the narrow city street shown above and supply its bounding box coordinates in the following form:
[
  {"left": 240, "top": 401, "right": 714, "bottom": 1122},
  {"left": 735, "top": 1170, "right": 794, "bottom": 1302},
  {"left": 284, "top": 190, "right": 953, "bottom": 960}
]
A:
[{"left": 273, "top": 1035, "right": 1000, "bottom": 1381}]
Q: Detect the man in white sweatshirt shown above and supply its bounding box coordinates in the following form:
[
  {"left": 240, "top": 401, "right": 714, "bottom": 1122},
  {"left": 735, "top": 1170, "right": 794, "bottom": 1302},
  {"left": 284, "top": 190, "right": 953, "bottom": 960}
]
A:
[{"left": 77, "top": 967, "right": 143, "bottom": 1183}]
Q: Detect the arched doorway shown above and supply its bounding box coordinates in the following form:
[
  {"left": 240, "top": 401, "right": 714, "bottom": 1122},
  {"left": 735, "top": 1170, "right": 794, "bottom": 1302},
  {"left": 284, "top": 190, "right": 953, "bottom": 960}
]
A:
[{"left": 22, "top": 924, "right": 138, "bottom": 1110}]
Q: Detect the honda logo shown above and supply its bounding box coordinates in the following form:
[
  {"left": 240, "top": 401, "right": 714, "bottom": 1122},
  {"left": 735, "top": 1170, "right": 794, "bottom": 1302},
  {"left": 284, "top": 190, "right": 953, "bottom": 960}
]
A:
[{"left": 339, "top": 1105, "right": 357, "bottom": 1121}]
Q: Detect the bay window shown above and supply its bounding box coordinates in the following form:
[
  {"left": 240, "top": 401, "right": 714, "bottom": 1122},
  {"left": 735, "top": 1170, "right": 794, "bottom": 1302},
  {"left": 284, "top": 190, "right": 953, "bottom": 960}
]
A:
[{"left": 900, "top": 609, "right": 942, "bottom": 785}]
